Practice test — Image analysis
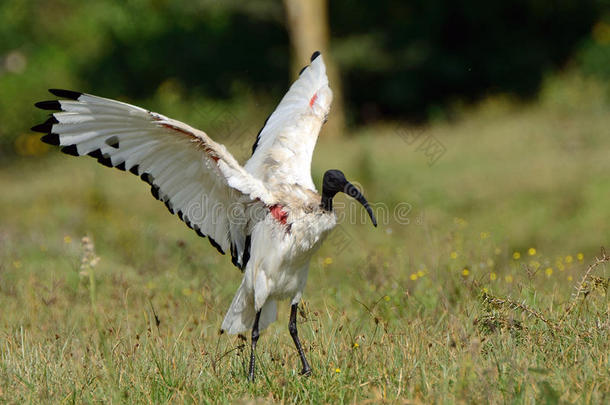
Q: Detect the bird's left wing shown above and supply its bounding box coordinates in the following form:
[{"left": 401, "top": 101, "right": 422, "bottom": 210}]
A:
[
  {"left": 245, "top": 52, "right": 332, "bottom": 190},
  {"left": 33, "top": 89, "right": 272, "bottom": 261}
]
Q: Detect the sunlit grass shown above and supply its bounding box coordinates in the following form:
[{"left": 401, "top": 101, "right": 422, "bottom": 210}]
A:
[{"left": 1, "top": 76, "right": 609, "bottom": 402}]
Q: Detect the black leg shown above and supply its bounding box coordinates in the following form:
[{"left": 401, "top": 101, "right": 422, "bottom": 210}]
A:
[
  {"left": 248, "top": 310, "right": 261, "bottom": 382},
  {"left": 289, "top": 303, "right": 312, "bottom": 376}
]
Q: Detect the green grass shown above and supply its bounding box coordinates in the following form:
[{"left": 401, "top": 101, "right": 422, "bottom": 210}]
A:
[{"left": 1, "top": 75, "right": 609, "bottom": 403}]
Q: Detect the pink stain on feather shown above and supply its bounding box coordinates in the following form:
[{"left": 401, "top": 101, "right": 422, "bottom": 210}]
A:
[
  {"left": 309, "top": 92, "right": 318, "bottom": 108},
  {"left": 204, "top": 147, "right": 219, "bottom": 162},
  {"left": 269, "top": 204, "right": 288, "bottom": 225}
]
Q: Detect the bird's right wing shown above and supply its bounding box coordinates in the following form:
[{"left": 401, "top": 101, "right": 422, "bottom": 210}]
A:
[{"left": 33, "top": 89, "right": 272, "bottom": 267}]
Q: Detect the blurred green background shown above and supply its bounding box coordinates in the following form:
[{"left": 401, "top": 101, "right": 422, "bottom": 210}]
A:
[{"left": 1, "top": 0, "right": 609, "bottom": 160}]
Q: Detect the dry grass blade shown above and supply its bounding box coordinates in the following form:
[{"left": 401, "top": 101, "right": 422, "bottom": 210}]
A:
[
  {"left": 4, "top": 94, "right": 610, "bottom": 402},
  {"left": 482, "top": 292, "right": 557, "bottom": 331},
  {"left": 560, "top": 247, "right": 610, "bottom": 323}
]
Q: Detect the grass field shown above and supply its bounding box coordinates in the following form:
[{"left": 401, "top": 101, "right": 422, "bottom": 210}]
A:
[{"left": 1, "top": 75, "right": 609, "bottom": 403}]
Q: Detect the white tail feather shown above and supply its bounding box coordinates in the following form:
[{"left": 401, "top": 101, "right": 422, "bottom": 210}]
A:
[{"left": 221, "top": 281, "right": 277, "bottom": 334}]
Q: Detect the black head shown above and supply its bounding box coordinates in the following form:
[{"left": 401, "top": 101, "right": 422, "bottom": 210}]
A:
[
  {"left": 321, "top": 169, "right": 377, "bottom": 227},
  {"left": 322, "top": 169, "right": 348, "bottom": 199}
]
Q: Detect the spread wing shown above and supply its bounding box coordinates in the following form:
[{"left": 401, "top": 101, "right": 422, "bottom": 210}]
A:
[
  {"left": 33, "top": 89, "right": 272, "bottom": 265},
  {"left": 245, "top": 51, "right": 333, "bottom": 191}
]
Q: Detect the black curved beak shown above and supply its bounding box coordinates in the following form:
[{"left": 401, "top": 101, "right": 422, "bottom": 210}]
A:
[{"left": 344, "top": 182, "right": 378, "bottom": 227}]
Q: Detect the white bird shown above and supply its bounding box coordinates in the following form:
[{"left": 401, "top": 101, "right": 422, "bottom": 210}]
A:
[{"left": 33, "top": 52, "right": 377, "bottom": 381}]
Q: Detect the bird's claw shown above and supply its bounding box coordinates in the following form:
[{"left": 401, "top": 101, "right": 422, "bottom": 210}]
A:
[{"left": 300, "top": 367, "right": 312, "bottom": 377}]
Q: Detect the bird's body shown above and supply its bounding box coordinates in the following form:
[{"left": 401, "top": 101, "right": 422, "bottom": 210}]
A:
[
  {"left": 222, "top": 187, "right": 337, "bottom": 334},
  {"left": 33, "top": 52, "right": 376, "bottom": 380}
]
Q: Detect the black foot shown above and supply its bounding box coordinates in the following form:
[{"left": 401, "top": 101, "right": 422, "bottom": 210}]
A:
[
  {"left": 248, "top": 310, "right": 261, "bottom": 382},
  {"left": 289, "top": 303, "right": 313, "bottom": 378}
]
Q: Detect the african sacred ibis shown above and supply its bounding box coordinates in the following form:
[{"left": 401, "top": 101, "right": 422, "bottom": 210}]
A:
[{"left": 33, "top": 51, "right": 377, "bottom": 381}]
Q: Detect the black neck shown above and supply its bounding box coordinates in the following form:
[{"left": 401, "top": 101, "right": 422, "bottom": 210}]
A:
[{"left": 321, "top": 192, "right": 333, "bottom": 211}]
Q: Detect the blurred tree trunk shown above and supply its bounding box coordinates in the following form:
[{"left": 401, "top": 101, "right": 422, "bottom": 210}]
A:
[{"left": 283, "top": 0, "right": 345, "bottom": 138}]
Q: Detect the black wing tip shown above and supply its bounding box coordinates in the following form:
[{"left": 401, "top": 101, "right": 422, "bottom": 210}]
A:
[
  {"left": 140, "top": 172, "right": 154, "bottom": 185},
  {"left": 98, "top": 155, "right": 113, "bottom": 168},
  {"left": 208, "top": 237, "right": 225, "bottom": 255},
  {"left": 61, "top": 144, "right": 79, "bottom": 156},
  {"left": 242, "top": 235, "right": 252, "bottom": 270},
  {"left": 311, "top": 51, "right": 321, "bottom": 62},
  {"left": 105, "top": 136, "right": 119, "bottom": 149},
  {"left": 40, "top": 133, "right": 60, "bottom": 145},
  {"left": 49, "top": 89, "right": 82, "bottom": 100},
  {"left": 251, "top": 114, "right": 271, "bottom": 156},
  {"left": 31, "top": 123, "right": 50, "bottom": 133},
  {"left": 164, "top": 199, "right": 175, "bottom": 214},
  {"left": 150, "top": 184, "right": 160, "bottom": 200},
  {"left": 35, "top": 100, "right": 62, "bottom": 111},
  {"left": 87, "top": 149, "right": 103, "bottom": 159},
  {"left": 31, "top": 116, "right": 59, "bottom": 133}
]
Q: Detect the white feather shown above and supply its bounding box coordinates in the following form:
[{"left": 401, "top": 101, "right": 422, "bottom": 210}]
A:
[
  {"left": 245, "top": 55, "right": 333, "bottom": 191},
  {"left": 46, "top": 92, "right": 272, "bottom": 254}
]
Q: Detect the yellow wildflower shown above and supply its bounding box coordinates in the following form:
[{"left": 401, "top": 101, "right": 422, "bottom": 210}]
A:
[
  {"left": 335, "top": 368, "right": 341, "bottom": 373},
  {"left": 505, "top": 275, "right": 513, "bottom": 283},
  {"left": 410, "top": 273, "right": 418, "bottom": 281},
  {"left": 545, "top": 267, "right": 553, "bottom": 277},
  {"left": 383, "top": 295, "right": 390, "bottom": 302},
  {"left": 577, "top": 253, "right": 584, "bottom": 261},
  {"left": 480, "top": 231, "right": 490, "bottom": 239},
  {"left": 565, "top": 255, "right": 573, "bottom": 264},
  {"left": 490, "top": 272, "right": 497, "bottom": 281},
  {"left": 450, "top": 251, "right": 458, "bottom": 259},
  {"left": 454, "top": 217, "right": 467, "bottom": 226},
  {"left": 353, "top": 343, "right": 359, "bottom": 348},
  {"left": 182, "top": 287, "right": 193, "bottom": 296},
  {"left": 417, "top": 270, "right": 425, "bottom": 277},
  {"left": 64, "top": 235, "right": 72, "bottom": 244},
  {"left": 513, "top": 252, "right": 521, "bottom": 260},
  {"left": 462, "top": 268, "right": 470, "bottom": 277},
  {"left": 567, "top": 275, "right": 573, "bottom": 281},
  {"left": 323, "top": 257, "right": 333, "bottom": 266},
  {"left": 528, "top": 248, "right": 536, "bottom": 256}
]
